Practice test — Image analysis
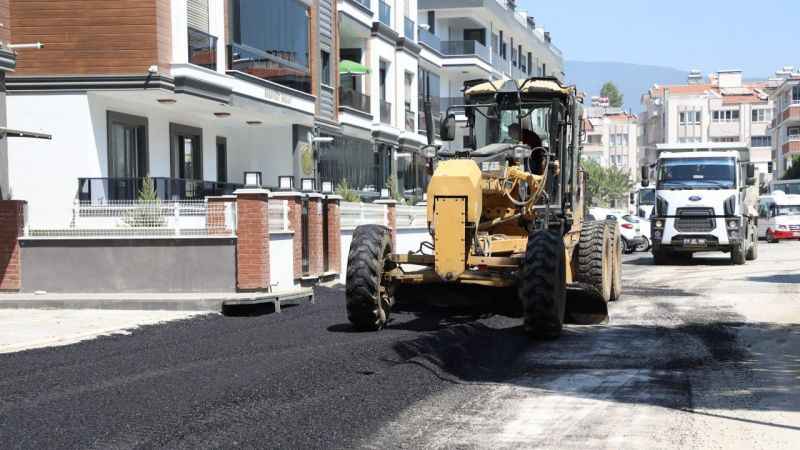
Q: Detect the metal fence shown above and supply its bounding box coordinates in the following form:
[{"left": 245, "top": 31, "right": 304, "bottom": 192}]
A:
[
  {"left": 268, "top": 199, "right": 293, "bottom": 232},
  {"left": 25, "top": 200, "right": 237, "bottom": 238},
  {"left": 341, "top": 202, "right": 388, "bottom": 230},
  {"left": 395, "top": 205, "right": 427, "bottom": 229}
]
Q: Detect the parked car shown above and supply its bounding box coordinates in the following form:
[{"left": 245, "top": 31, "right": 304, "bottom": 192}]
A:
[
  {"left": 603, "top": 211, "right": 647, "bottom": 254},
  {"left": 624, "top": 214, "right": 651, "bottom": 251}
]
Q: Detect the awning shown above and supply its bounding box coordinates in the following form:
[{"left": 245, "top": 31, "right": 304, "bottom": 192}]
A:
[
  {"left": 0, "top": 127, "right": 52, "bottom": 140},
  {"left": 339, "top": 60, "right": 370, "bottom": 75}
]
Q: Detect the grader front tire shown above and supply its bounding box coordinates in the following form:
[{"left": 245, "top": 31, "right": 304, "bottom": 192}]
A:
[
  {"left": 519, "top": 231, "right": 567, "bottom": 340},
  {"left": 345, "top": 225, "right": 394, "bottom": 331},
  {"left": 608, "top": 221, "right": 623, "bottom": 302},
  {"left": 576, "top": 221, "right": 612, "bottom": 302}
]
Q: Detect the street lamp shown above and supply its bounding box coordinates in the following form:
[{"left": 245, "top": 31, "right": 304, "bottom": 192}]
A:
[{"left": 244, "top": 171, "right": 262, "bottom": 187}]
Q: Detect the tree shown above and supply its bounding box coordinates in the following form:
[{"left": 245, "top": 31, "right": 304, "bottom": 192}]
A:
[
  {"left": 600, "top": 81, "right": 624, "bottom": 108},
  {"left": 582, "top": 159, "right": 633, "bottom": 208},
  {"left": 782, "top": 155, "right": 800, "bottom": 180}
]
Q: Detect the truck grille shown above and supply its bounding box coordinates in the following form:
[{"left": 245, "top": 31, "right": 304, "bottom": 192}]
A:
[{"left": 675, "top": 208, "right": 716, "bottom": 232}]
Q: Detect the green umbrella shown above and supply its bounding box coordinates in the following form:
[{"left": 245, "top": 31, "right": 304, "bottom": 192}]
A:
[{"left": 339, "top": 59, "right": 370, "bottom": 75}]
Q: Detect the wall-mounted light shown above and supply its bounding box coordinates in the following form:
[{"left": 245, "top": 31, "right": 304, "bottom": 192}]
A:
[
  {"left": 157, "top": 98, "right": 177, "bottom": 104},
  {"left": 8, "top": 42, "right": 44, "bottom": 50},
  {"left": 321, "top": 181, "right": 333, "bottom": 194},
  {"left": 301, "top": 178, "right": 316, "bottom": 192},
  {"left": 312, "top": 136, "right": 334, "bottom": 144},
  {"left": 214, "top": 112, "right": 231, "bottom": 118},
  {"left": 278, "top": 175, "right": 294, "bottom": 191},
  {"left": 244, "top": 171, "right": 262, "bottom": 187},
  {"left": 381, "top": 188, "right": 390, "bottom": 198},
  {"left": 246, "top": 120, "right": 263, "bottom": 126}
]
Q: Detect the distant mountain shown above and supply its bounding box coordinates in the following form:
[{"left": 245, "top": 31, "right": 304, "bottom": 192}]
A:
[{"left": 565, "top": 61, "right": 689, "bottom": 113}]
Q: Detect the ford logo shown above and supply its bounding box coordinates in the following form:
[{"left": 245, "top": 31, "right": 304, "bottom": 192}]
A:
[{"left": 689, "top": 195, "right": 702, "bottom": 201}]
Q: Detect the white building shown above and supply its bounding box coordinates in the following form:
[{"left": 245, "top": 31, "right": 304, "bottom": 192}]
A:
[
  {"left": 639, "top": 70, "right": 775, "bottom": 182},
  {"left": 582, "top": 107, "right": 639, "bottom": 180}
]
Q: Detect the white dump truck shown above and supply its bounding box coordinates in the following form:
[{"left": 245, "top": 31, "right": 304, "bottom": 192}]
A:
[{"left": 642, "top": 150, "right": 759, "bottom": 265}]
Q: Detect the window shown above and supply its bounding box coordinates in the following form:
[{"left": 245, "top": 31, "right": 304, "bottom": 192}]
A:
[
  {"left": 610, "top": 134, "right": 628, "bottom": 146},
  {"left": 793, "top": 85, "right": 800, "bottom": 103},
  {"left": 170, "top": 124, "right": 203, "bottom": 180},
  {"left": 752, "top": 108, "right": 772, "bottom": 123},
  {"left": 789, "top": 126, "right": 800, "bottom": 138},
  {"left": 321, "top": 50, "right": 331, "bottom": 86},
  {"left": 463, "top": 28, "right": 486, "bottom": 46},
  {"left": 107, "top": 112, "right": 148, "bottom": 179},
  {"left": 678, "top": 137, "right": 701, "bottom": 143},
  {"left": 230, "top": 0, "right": 311, "bottom": 92},
  {"left": 711, "top": 137, "right": 738, "bottom": 143},
  {"left": 404, "top": 71, "right": 414, "bottom": 111},
  {"left": 712, "top": 110, "right": 740, "bottom": 122},
  {"left": 216, "top": 137, "right": 228, "bottom": 183},
  {"left": 751, "top": 136, "right": 772, "bottom": 147},
  {"left": 681, "top": 111, "right": 701, "bottom": 124}
]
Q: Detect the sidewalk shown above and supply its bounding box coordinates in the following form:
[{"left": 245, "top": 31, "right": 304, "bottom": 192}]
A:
[{"left": 0, "top": 289, "right": 314, "bottom": 311}]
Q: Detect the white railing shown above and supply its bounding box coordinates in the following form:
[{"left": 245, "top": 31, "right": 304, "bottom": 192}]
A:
[
  {"left": 341, "top": 202, "right": 388, "bottom": 229},
  {"left": 395, "top": 205, "right": 427, "bottom": 229},
  {"left": 25, "top": 200, "right": 236, "bottom": 238},
  {"left": 268, "top": 199, "right": 293, "bottom": 232}
]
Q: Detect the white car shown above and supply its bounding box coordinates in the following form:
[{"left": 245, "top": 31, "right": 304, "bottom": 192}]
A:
[{"left": 603, "top": 211, "right": 647, "bottom": 254}]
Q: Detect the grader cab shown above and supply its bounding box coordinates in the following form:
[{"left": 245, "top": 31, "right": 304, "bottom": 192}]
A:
[{"left": 345, "top": 78, "right": 621, "bottom": 339}]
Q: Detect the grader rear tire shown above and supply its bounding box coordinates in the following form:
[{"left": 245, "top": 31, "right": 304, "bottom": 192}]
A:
[
  {"left": 345, "top": 225, "right": 394, "bottom": 331},
  {"left": 576, "top": 221, "right": 612, "bottom": 302},
  {"left": 519, "top": 231, "right": 567, "bottom": 340},
  {"left": 608, "top": 221, "right": 623, "bottom": 302}
]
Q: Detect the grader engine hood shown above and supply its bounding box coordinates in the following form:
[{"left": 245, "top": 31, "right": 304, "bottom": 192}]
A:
[{"left": 427, "top": 159, "right": 483, "bottom": 280}]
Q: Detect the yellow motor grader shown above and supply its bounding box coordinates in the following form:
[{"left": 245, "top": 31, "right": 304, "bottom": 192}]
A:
[{"left": 345, "top": 78, "right": 621, "bottom": 338}]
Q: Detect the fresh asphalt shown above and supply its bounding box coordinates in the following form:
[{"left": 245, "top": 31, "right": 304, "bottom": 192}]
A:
[{"left": 1, "top": 245, "right": 798, "bottom": 449}]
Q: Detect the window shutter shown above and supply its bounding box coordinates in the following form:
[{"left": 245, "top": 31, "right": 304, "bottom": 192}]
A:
[{"left": 187, "top": 0, "right": 210, "bottom": 32}]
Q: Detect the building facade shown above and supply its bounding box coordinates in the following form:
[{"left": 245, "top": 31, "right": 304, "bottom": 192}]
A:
[
  {"left": 582, "top": 106, "right": 639, "bottom": 180},
  {"left": 4, "top": 0, "right": 564, "bottom": 227},
  {"left": 768, "top": 69, "right": 800, "bottom": 179},
  {"left": 639, "top": 70, "right": 775, "bottom": 182}
]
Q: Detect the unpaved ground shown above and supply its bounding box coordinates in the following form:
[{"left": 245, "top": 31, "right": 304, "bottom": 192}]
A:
[
  {"left": 368, "top": 243, "right": 800, "bottom": 449},
  {"left": 0, "top": 243, "right": 797, "bottom": 449}
]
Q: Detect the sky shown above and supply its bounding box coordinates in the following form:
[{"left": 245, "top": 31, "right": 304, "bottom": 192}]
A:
[{"left": 520, "top": 0, "right": 799, "bottom": 78}]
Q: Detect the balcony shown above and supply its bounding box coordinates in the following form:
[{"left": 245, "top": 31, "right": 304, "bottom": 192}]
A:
[
  {"left": 418, "top": 26, "right": 441, "bottom": 51},
  {"left": 227, "top": 43, "right": 311, "bottom": 94},
  {"left": 339, "top": 89, "right": 371, "bottom": 114},
  {"left": 187, "top": 27, "right": 218, "bottom": 71},
  {"left": 380, "top": 100, "right": 392, "bottom": 125},
  {"left": 404, "top": 17, "right": 415, "bottom": 40},
  {"left": 348, "top": 0, "right": 371, "bottom": 9},
  {"left": 379, "top": 0, "right": 391, "bottom": 26},
  {"left": 405, "top": 109, "right": 415, "bottom": 132},
  {"left": 78, "top": 177, "right": 242, "bottom": 203},
  {"left": 440, "top": 40, "right": 490, "bottom": 62}
]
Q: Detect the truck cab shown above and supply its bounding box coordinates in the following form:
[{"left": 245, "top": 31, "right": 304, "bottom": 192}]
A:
[{"left": 644, "top": 151, "right": 758, "bottom": 264}]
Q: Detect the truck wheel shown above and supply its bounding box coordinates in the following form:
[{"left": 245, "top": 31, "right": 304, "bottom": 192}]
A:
[
  {"left": 519, "top": 231, "right": 566, "bottom": 339},
  {"left": 346, "top": 225, "right": 394, "bottom": 331},
  {"left": 731, "top": 241, "right": 746, "bottom": 265},
  {"left": 575, "top": 221, "right": 612, "bottom": 302},
  {"left": 608, "top": 221, "right": 623, "bottom": 302}
]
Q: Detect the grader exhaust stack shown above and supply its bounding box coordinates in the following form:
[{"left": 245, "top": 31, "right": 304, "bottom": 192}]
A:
[{"left": 345, "top": 78, "right": 621, "bottom": 339}]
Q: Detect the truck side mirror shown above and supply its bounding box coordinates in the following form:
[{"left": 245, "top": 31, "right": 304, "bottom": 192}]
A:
[
  {"left": 440, "top": 115, "right": 456, "bottom": 142},
  {"left": 746, "top": 163, "right": 755, "bottom": 179},
  {"left": 629, "top": 192, "right": 635, "bottom": 204},
  {"left": 640, "top": 166, "right": 649, "bottom": 187}
]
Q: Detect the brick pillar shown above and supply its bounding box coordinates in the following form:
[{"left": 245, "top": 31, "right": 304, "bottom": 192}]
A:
[
  {"left": 206, "top": 195, "right": 236, "bottom": 235},
  {"left": 307, "top": 194, "right": 324, "bottom": 276},
  {"left": 0, "top": 200, "right": 26, "bottom": 291},
  {"left": 234, "top": 189, "right": 270, "bottom": 291},
  {"left": 272, "top": 192, "right": 303, "bottom": 280},
  {"left": 375, "top": 199, "right": 397, "bottom": 250},
  {"left": 324, "top": 195, "right": 342, "bottom": 274}
]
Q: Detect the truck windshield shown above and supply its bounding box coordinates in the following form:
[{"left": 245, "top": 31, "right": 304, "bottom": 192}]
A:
[
  {"left": 775, "top": 205, "right": 800, "bottom": 216},
  {"left": 657, "top": 157, "right": 736, "bottom": 190},
  {"left": 638, "top": 189, "right": 655, "bottom": 205},
  {"left": 471, "top": 104, "right": 551, "bottom": 149}
]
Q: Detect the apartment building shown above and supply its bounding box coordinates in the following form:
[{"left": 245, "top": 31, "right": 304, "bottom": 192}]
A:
[
  {"left": 639, "top": 70, "right": 775, "bottom": 182},
  {"left": 582, "top": 107, "right": 639, "bottom": 180},
  {"left": 767, "top": 68, "right": 800, "bottom": 179}
]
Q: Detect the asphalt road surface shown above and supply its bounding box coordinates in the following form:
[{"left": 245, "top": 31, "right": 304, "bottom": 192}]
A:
[{"left": 1, "top": 243, "right": 798, "bottom": 449}]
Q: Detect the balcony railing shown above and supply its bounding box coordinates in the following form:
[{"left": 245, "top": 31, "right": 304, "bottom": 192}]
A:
[
  {"left": 348, "top": 0, "right": 371, "bottom": 10},
  {"left": 379, "top": 0, "right": 391, "bottom": 26},
  {"left": 227, "top": 43, "right": 311, "bottom": 94},
  {"left": 380, "top": 100, "right": 392, "bottom": 125},
  {"left": 418, "top": 26, "right": 441, "bottom": 51},
  {"left": 78, "top": 177, "right": 243, "bottom": 203},
  {"left": 188, "top": 27, "right": 218, "bottom": 71},
  {"left": 405, "top": 109, "right": 415, "bottom": 132},
  {"left": 339, "top": 89, "right": 371, "bottom": 114},
  {"left": 404, "top": 17, "right": 415, "bottom": 40},
  {"left": 440, "top": 40, "right": 490, "bottom": 62}
]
